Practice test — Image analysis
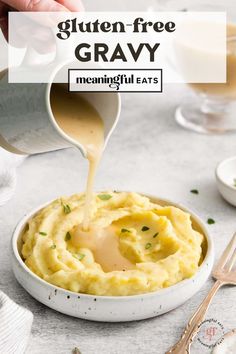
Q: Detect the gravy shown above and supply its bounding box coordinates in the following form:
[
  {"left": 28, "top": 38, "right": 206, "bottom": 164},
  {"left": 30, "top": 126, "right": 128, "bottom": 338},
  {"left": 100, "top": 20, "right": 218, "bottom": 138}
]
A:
[
  {"left": 50, "top": 84, "right": 134, "bottom": 272},
  {"left": 50, "top": 84, "right": 104, "bottom": 230},
  {"left": 72, "top": 224, "right": 134, "bottom": 272}
]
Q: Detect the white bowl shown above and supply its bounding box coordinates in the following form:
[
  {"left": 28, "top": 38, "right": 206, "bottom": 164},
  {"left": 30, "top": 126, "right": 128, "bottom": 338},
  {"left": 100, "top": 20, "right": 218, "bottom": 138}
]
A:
[
  {"left": 11, "top": 196, "right": 214, "bottom": 322},
  {"left": 216, "top": 156, "right": 236, "bottom": 207}
]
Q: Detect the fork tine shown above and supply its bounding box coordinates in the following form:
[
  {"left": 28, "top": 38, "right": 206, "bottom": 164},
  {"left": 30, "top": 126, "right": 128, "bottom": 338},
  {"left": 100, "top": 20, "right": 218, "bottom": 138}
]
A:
[
  {"left": 214, "top": 232, "right": 236, "bottom": 273},
  {"left": 227, "top": 248, "right": 236, "bottom": 271}
]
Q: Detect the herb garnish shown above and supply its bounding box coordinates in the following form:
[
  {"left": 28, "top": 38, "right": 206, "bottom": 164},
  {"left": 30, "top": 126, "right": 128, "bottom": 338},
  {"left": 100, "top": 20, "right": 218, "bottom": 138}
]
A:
[
  {"left": 65, "top": 232, "right": 71, "bottom": 241},
  {"left": 142, "top": 226, "right": 150, "bottom": 232},
  {"left": 207, "top": 218, "right": 215, "bottom": 225},
  {"left": 63, "top": 204, "right": 71, "bottom": 214},
  {"left": 153, "top": 232, "right": 159, "bottom": 238},
  {"left": 50, "top": 244, "right": 56, "bottom": 249},
  {"left": 73, "top": 253, "right": 85, "bottom": 261},
  {"left": 190, "top": 189, "right": 199, "bottom": 194},
  {"left": 39, "top": 231, "right": 47, "bottom": 236},
  {"left": 145, "top": 242, "right": 152, "bottom": 249},
  {"left": 121, "top": 228, "right": 131, "bottom": 233},
  {"left": 233, "top": 178, "right": 236, "bottom": 187},
  {"left": 98, "top": 194, "right": 112, "bottom": 201}
]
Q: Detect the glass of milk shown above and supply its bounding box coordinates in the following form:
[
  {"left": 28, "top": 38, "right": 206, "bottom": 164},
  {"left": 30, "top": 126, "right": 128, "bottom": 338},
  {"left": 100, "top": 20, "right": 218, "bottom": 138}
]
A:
[{"left": 158, "top": 0, "right": 236, "bottom": 134}]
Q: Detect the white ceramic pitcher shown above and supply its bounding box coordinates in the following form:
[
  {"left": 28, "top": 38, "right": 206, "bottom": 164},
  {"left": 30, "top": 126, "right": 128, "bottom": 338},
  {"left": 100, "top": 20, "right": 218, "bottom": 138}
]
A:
[{"left": 0, "top": 63, "right": 121, "bottom": 156}]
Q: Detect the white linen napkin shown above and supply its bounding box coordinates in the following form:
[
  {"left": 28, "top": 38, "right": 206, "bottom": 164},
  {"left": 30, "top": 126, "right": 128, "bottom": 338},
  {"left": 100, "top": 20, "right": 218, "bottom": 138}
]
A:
[
  {"left": 0, "top": 291, "right": 33, "bottom": 354},
  {"left": 0, "top": 148, "right": 26, "bottom": 206}
]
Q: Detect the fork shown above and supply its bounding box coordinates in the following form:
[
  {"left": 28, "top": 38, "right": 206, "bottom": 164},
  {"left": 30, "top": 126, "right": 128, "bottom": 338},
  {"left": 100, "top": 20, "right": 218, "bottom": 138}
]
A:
[{"left": 166, "top": 232, "right": 236, "bottom": 354}]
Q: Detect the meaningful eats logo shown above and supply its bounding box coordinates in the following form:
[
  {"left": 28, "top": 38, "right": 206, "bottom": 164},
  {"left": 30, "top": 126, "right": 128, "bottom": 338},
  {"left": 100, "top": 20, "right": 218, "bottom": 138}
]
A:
[
  {"left": 197, "top": 318, "right": 225, "bottom": 349},
  {"left": 68, "top": 69, "right": 162, "bottom": 92}
]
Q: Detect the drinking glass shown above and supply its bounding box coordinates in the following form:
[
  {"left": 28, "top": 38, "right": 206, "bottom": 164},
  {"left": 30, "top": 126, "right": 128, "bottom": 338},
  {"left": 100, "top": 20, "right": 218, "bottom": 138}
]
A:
[{"left": 158, "top": 0, "right": 236, "bottom": 134}]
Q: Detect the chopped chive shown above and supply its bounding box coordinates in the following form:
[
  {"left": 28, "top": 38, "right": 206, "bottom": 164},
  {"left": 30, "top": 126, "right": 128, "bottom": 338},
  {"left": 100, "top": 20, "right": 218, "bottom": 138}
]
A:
[
  {"left": 142, "top": 226, "right": 150, "bottom": 232},
  {"left": 121, "top": 228, "right": 131, "bottom": 233},
  {"left": 39, "top": 231, "right": 47, "bottom": 236},
  {"left": 207, "top": 218, "right": 215, "bottom": 225},
  {"left": 153, "top": 232, "right": 159, "bottom": 238},
  {"left": 50, "top": 244, "right": 56, "bottom": 249},
  {"left": 145, "top": 242, "right": 152, "bottom": 249},
  {"left": 73, "top": 253, "right": 85, "bottom": 261},
  {"left": 72, "top": 348, "right": 82, "bottom": 354},
  {"left": 63, "top": 204, "right": 71, "bottom": 214},
  {"left": 65, "top": 232, "right": 71, "bottom": 241},
  {"left": 190, "top": 189, "right": 199, "bottom": 194},
  {"left": 98, "top": 194, "right": 112, "bottom": 201}
]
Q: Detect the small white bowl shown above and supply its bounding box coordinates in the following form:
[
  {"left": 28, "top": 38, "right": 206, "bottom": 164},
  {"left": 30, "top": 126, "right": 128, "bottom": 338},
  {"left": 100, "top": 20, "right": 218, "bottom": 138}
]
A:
[
  {"left": 11, "top": 196, "right": 214, "bottom": 322},
  {"left": 216, "top": 156, "right": 236, "bottom": 207}
]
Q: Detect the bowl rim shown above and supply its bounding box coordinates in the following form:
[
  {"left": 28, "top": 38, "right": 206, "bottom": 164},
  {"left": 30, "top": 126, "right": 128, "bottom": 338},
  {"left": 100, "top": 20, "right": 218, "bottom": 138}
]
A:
[
  {"left": 215, "top": 156, "right": 236, "bottom": 192},
  {"left": 11, "top": 193, "right": 214, "bottom": 301}
]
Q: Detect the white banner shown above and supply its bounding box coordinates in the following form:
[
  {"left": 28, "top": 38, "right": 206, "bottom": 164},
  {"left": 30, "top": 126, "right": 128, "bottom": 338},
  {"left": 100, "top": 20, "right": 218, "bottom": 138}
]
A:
[{"left": 8, "top": 12, "right": 226, "bottom": 88}]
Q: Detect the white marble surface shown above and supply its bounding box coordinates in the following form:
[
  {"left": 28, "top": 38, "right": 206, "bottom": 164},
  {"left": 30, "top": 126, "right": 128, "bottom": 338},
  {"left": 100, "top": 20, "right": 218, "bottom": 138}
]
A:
[{"left": 1, "top": 84, "right": 236, "bottom": 354}]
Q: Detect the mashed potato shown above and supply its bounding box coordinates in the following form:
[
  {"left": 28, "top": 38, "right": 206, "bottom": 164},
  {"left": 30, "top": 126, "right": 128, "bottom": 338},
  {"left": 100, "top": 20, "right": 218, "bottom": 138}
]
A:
[{"left": 21, "top": 192, "right": 204, "bottom": 296}]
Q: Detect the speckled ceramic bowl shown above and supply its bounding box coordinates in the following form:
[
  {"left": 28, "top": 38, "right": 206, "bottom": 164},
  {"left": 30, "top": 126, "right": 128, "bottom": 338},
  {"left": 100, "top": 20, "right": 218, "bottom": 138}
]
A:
[{"left": 11, "top": 195, "right": 214, "bottom": 322}]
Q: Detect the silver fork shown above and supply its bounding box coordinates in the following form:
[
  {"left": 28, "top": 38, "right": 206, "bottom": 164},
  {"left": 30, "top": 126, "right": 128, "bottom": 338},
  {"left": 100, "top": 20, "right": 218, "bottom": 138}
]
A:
[{"left": 166, "top": 232, "right": 236, "bottom": 354}]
